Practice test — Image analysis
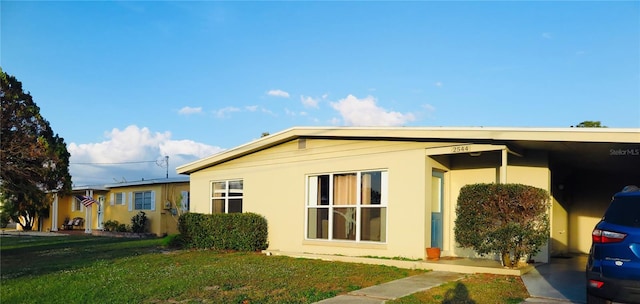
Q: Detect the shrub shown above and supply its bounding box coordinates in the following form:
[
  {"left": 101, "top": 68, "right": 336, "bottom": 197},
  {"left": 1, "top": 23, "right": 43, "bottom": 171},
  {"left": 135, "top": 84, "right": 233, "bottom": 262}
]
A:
[
  {"left": 103, "top": 220, "right": 119, "bottom": 232},
  {"left": 161, "top": 234, "right": 184, "bottom": 248},
  {"left": 178, "top": 212, "right": 268, "bottom": 251},
  {"left": 116, "top": 223, "right": 130, "bottom": 232},
  {"left": 131, "top": 211, "right": 148, "bottom": 233},
  {"left": 454, "top": 183, "right": 549, "bottom": 268}
]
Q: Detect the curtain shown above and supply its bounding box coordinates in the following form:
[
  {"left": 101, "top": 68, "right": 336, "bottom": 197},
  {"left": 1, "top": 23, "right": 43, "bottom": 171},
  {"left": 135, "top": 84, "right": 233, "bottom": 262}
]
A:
[{"left": 333, "top": 174, "right": 356, "bottom": 205}]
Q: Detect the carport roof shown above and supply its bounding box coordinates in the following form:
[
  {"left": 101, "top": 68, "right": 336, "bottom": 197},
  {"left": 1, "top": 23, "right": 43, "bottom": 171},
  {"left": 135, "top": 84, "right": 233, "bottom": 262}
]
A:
[{"left": 176, "top": 126, "right": 640, "bottom": 175}]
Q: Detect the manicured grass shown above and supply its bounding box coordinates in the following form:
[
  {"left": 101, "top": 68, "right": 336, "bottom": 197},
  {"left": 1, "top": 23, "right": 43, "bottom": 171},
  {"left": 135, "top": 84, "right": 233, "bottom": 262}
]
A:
[
  {"left": 0, "top": 235, "right": 424, "bottom": 303},
  {"left": 389, "top": 273, "right": 529, "bottom": 304}
]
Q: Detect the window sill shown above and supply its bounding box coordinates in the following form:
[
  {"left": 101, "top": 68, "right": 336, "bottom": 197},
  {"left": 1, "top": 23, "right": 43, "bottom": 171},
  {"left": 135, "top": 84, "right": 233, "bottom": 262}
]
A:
[{"left": 302, "top": 239, "right": 387, "bottom": 250}]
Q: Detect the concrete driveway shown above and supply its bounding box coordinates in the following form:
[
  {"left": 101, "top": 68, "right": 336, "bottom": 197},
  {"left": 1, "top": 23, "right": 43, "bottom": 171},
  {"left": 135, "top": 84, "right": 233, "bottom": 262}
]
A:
[{"left": 521, "top": 255, "right": 587, "bottom": 303}]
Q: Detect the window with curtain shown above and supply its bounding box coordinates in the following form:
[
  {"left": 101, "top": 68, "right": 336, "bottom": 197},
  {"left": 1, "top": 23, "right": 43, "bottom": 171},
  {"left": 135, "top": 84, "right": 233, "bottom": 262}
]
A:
[
  {"left": 211, "top": 180, "right": 243, "bottom": 214},
  {"left": 306, "top": 170, "right": 387, "bottom": 242}
]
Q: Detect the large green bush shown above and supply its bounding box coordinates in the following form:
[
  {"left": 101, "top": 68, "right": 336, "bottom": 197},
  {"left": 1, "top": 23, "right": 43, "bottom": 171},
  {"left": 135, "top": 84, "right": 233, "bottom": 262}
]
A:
[
  {"left": 178, "top": 212, "right": 268, "bottom": 251},
  {"left": 454, "top": 183, "right": 549, "bottom": 268}
]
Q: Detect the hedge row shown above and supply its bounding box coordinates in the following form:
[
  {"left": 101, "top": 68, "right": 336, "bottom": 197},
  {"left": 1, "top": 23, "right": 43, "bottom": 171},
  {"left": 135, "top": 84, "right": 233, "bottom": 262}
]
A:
[{"left": 178, "top": 212, "right": 268, "bottom": 251}]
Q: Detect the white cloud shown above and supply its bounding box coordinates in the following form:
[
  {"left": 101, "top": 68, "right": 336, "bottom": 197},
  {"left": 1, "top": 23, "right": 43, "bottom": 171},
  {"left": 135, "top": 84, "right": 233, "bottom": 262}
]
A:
[
  {"left": 245, "top": 105, "right": 275, "bottom": 116},
  {"left": 284, "top": 108, "right": 307, "bottom": 117},
  {"left": 214, "top": 106, "right": 241, "bottom": 118},
  {"left": 422, "top": 104, "right": 436, "bottom": 113},
  {"left": 261, "top": 108, "right": 275, "bottom": 115},
  {"left": 267, "top": 89, "right": 290, "bottom": 98},
  {"left": 330, "top": 95, "right": 416, "bottom": 126},
  {"left": 434, "top": 81, "right": 443, "bottom": 87},
  {"left": 285, "top": 108, "right": 295, "bottom": 116},
  {"left": 542, "top": 32, "right": 552, "bottom": 39},
  {"left": 300, "top": 95, "right": 319, "bottom": 108},
  {"left": 68, "top": 125, "right": 223, "bottom": 186},
  {"left": 178, "top": 106, "right": 203, "bottom": 115}
]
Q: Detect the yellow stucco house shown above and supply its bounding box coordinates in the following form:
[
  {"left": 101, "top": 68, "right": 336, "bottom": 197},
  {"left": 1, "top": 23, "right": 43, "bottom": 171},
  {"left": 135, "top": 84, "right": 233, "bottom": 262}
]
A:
[
  {"left": 177, "top": 127, "right": 639, "bottom": 263},
  {"left": 44, "top": 177, "right": 189, "bottom": 236}
]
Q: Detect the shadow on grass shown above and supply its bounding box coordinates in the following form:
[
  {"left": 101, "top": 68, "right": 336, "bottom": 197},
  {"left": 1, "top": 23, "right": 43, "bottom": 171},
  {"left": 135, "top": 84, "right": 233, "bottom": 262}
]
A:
[
  {"left": 443, "top": 282, "right": 476, "bottom": 304},
  {"left": 0, "top": 235, "right": 164, "bottom": 279}
]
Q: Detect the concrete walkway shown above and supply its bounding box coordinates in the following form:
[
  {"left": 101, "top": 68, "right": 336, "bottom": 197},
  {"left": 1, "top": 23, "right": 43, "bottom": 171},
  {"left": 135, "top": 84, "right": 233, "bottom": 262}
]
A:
[
  {"left": 521, "top": 255, "right": 587, "bottom": 303},
  {"left": 315, "top": 271, "right": 464, "bottom": 304},
  {"left": 316, "top": 264, "right": 585, "bottom": 304},
  {"left": 266, "top": 250, "right": 578, "bottom": 303},
  {"left": 310, "top": 254, "right": 587, "bottom": 304},
  {"left": 0, "top": 229, "right": 69, "bottom": 237}
]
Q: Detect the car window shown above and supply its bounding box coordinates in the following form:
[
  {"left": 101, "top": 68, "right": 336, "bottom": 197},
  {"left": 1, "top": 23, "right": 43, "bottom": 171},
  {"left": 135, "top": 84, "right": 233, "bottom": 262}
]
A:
[{"left": 603, "top": 196, "right": 640, "bottom": 227}]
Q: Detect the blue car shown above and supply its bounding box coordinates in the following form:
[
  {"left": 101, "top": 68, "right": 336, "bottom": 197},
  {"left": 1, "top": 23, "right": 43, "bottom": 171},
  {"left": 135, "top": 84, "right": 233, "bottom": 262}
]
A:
[{"left": 586, "top": 185, "right": 640, "bottom": 304}]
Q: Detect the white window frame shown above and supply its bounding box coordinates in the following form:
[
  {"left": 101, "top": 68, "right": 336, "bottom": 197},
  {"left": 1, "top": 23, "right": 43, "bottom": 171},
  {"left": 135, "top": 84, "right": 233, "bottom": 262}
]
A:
[
  {"left": 133, "top": 191, "right": 155, "bottom": 211},
  {"left": 180, "top": 191, "right": 190, "bottom": 212},
  {"left": 305, "top": 170, "right": 388, "bottom": 243},
  {"left": 72, "top": 197, "right": 83, "bottom": 212},
  {"left": 210, "top": 179, "right": 243, "bottom": 214},
  {"left": 115, "top": 192, "right": 125, "bottom": 205}
]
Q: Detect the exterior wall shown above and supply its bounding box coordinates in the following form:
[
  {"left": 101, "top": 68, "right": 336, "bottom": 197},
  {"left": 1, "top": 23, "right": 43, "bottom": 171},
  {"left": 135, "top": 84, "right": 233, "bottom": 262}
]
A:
[
  {"left": 189, "top": 139, "right": 554, "bottom": 261},
  {"left": 504, "top": 151, "right": 550, "bottom": 263},
  {"left": 549, "top": 167, "right": 636, "bottom": 255},
  {"left": 41, "top": 182, "right": 188, "bottom": 236},
  {"left": 190, "top": 139, "right": 455, "bottom": 260},
  {"left": 549, "top": 167, "right": 573, "bottom": 256},
  {"left": 104, "top": 182, "right": 189, "bottom": 236},
  {"left": 448, "top": 153, "right": 502, "bottom": 259},
  {"left": 40, "top": 193, "right": 102, "bottom": 232},
  {"left": 425, "top": 156, "right": 450, "bottom": 257},
  {"left": 40, "top": 195, "right": 65, "bottom": 232},
  {"left": 565, "top": 170, "right": 631, "bottom": 254},
  {"left": 433, "top": 150, "right": 551, "bottom": 263},
  {"left": 181, "top": 127, "right": 638, "bottom": 263}
]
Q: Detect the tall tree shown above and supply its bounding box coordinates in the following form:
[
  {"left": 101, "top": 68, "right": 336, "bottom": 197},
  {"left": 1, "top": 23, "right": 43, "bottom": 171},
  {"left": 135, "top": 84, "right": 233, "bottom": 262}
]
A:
[{"left": 0, "top": 68, "right": 72, "bottom": 230}]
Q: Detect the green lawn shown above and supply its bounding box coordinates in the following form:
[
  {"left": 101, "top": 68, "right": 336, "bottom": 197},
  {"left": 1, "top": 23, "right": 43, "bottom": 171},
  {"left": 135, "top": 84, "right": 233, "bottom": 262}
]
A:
[
  {"left": 0, "top": 235, "right": 424, "bottom": 303},
  {"left": 389, "top": 273, "right": 529, "bottom": 304}
]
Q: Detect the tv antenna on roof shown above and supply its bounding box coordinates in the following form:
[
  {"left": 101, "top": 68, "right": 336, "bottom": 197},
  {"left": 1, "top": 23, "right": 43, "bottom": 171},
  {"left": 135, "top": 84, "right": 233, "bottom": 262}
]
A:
[{"left": 156, "top": 156, "right": 169, "bottom": 178}]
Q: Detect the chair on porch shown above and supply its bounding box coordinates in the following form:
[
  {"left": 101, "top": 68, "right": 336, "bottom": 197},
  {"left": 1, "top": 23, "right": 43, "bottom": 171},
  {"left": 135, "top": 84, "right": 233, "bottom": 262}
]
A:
[
  {"left": 71, "top": 217, "right": 84, "bottom": 229},
  {"left": 62, "top": 217, "right": 84, "bottom": 230},
  {"left": 62, "top": 218, "right": 74, "bottom": 230}
]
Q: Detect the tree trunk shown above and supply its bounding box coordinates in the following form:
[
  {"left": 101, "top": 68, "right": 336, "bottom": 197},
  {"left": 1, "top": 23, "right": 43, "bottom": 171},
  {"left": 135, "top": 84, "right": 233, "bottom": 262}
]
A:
[{"left": 502, "top": 251, "right": 512, "bottom": 268}]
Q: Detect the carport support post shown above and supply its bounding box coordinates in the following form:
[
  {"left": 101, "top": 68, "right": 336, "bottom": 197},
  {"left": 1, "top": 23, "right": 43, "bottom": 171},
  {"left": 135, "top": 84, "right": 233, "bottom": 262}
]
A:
[
  {"left": 51, "top": 193, "right": 58, "bottom": 231},
  {"left": 85, "top": 190, "right": 93, "bottom": 234},
  {"left": 500, "top": 148, "right": 507, "bottom": 184}
]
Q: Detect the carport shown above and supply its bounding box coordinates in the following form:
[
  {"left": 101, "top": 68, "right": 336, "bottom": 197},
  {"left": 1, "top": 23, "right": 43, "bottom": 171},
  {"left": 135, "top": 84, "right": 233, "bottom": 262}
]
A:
[
  {"left": 527, "top": 140, "right": 640, "bottom": 255},
  {"left": 464, "top": 135, "right": 639, "bottom": 303},
  {"left": 425, "top": 128, "right": 639, "bottom": 257}
]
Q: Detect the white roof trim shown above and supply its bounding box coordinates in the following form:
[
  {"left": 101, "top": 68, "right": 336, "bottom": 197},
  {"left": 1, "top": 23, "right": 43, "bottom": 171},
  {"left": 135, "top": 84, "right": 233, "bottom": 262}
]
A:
[{"left": 176, "top": 126, "right": 640, "bottom": 175}]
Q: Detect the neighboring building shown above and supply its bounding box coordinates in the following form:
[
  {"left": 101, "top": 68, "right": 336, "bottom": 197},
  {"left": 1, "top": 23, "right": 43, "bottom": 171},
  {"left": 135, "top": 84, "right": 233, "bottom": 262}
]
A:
[
  {"left": 177, "top": 127, "right": 640, "bottom": 263},
  {"left": 44, "top": 177, "right": 189, "bottom": 236}
]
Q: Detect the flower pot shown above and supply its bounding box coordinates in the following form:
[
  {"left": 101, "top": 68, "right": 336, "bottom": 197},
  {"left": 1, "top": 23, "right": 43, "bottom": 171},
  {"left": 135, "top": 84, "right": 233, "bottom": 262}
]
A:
[{"left": 426, "top": 247, "right": 441, "bottom": 260}]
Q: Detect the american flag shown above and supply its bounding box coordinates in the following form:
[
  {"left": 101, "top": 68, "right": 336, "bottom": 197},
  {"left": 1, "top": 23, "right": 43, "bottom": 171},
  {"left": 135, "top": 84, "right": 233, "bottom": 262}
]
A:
[{"left": 75, "top": 195, "right": 97, "bottom": 207}]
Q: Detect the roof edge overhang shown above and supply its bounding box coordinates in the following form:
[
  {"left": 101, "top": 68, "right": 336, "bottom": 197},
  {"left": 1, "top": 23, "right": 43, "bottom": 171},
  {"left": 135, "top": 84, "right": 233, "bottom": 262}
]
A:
[
  {"left": 103, "top": 176, "right": 190, "bottom": 189},
  {"left": 176, "top": 126, "right": 640, "bottom": 175},
  {"left": 72, "top": 186, "right": 108, "bottom": 192},
  {"left": 72, "top": 177, "right": 190, "bottom": 191}
]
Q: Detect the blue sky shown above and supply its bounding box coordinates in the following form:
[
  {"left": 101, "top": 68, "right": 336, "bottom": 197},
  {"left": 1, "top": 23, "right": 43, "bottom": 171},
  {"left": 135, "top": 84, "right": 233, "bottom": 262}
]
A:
[{"left": 2, "top": 1, "right": 639, "bottom": 186}]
